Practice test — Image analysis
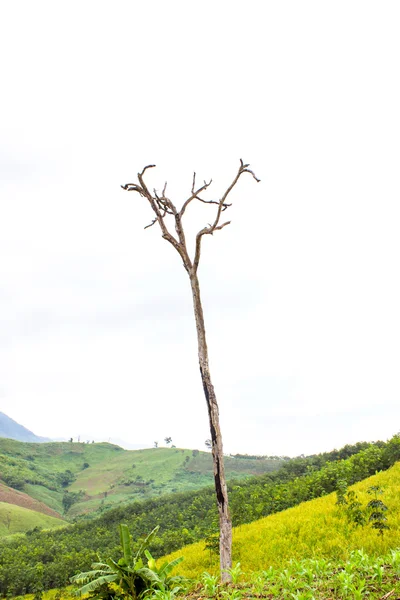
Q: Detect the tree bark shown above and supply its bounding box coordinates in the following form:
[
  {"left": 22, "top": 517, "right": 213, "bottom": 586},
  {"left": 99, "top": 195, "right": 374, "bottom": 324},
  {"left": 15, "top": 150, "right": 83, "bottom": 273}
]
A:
[{"left": 189, "top": 269, "right": 232, "bottom": 581}]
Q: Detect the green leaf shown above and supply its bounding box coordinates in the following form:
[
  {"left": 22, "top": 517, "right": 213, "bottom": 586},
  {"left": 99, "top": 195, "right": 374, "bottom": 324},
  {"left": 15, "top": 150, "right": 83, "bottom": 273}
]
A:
[
  {"left": 73, "top": 573, "right": 118, "bottom": 595},
  {"left": 119, "top": 523, "right": 133, "bottom": 564},
  {"left": 158, "top": 556, "right": 184, "bottom": 577},
  {"left": 70, "top": 568, "right": 112, "bottom": 584},
  {"left": 136, "top": 566, "right": 162, "bottom": 586},
  {"left": 145, "top": 549, "right": 157, "bottom": 571},
  {"left": 135, "top": 525, "right": 160, "bottom": 561}
]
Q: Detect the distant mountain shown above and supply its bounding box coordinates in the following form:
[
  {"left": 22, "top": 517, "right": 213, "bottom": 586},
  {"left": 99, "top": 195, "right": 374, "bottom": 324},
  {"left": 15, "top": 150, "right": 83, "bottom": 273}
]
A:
[{"left": 0, "top": 412, "right": 50, "bottom": 443}]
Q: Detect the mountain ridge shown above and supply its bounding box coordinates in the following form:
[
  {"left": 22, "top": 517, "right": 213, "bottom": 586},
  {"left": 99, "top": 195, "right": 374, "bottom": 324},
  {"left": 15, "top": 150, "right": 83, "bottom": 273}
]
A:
[{"left": 0, "top": 411, "right": 50, "bottom": 443}]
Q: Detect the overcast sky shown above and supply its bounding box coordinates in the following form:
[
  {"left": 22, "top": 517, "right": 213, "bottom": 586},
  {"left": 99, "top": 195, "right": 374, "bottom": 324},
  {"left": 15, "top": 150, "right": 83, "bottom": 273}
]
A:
[{"left": 1, "top": 1, "right": 399, "bottom": 456}]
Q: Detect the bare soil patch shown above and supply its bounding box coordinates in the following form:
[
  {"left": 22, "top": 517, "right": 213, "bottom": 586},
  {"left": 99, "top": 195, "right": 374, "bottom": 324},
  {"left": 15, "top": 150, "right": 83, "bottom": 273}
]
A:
[{"left": 0, "top": 482, "right": 64, "bottom": 520}]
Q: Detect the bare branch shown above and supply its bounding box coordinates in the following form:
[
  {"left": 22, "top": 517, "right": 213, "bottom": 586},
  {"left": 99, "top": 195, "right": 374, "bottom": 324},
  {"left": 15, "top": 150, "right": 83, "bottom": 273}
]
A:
[
  {"left": 242, "top": 168, "right": 261, "bottom": 182},
  {"left": 134, "top": 166, "right": 179, "bottom": 247},
  {"left": 193, "top": 221, "right": 231, "bottom": 268},
  {"left": 179, "top": 178, "right": 213, "bottom": 218},
  {"left": 154, "top": 193, "right": 175, "bottom": 215},
  {"left": 120, "top": 183, "right": 145, "bottom": 195},
  {"left": 239, "top": 158, "right": 261, "bottom": 182},
  {"left": 140, "top": 164, "right": 156, "bottom": 176},
  {"left": 214, "top": 221, "right": 231, "bottom": 232},
  {"left": 211, "top": 159, "right": 260, "bottom": 229},
  {"left": 137, "top": 168, "right": 155, "bottom": 200},
  {"left": 122, "top": 160, "right": 259, "bottom": 275},
  {"left": 193, "top": 228, "right": 206, "bottom": 272},
  {"left": 196, "top": 198, "right": 232, "bottom": 210},
  {"left": 144, "top": 218, "right": 157, "bottom": 230},
  {"left": 165, "top": 197, "right": 178, "bottom": 216},
  {"left": 192, "top": 159, "right": 259, "bottom": 272},
  {"left": 126, "top": 165, "right": 192, "bottom": 268}
]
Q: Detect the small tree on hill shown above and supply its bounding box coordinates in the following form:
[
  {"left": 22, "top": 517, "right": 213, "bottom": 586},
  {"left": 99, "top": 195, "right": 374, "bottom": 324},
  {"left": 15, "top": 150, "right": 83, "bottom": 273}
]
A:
[
  {"left": 367, "top": 485, "right": 389, "bottom": 537},
  {"left": 122, "top": 160, "right": 259, "bottom": 581},
  {"left": 4, "top": 511, "right": 12, "bottom": 531}
]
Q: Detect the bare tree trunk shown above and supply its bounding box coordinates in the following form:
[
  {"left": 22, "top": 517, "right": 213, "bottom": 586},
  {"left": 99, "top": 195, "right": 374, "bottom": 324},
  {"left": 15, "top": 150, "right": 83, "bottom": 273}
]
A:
[
  {"left": 189, "top": 270, "right": 232, "bottom": 581},
  {"left": 121, "top": 160, "right": 259, "bottom": 582}
]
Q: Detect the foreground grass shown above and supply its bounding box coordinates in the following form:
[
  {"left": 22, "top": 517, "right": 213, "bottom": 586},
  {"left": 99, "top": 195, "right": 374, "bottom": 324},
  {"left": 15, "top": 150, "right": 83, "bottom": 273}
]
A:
[
  {"left": 17, "top": 550, "right": 400, "bottom": 600},
  {"left": 164, "top": 462, "right": 400, "bottom": 578},
  {"left": 182, "top": 549, "right": 400, "bottom": 599}
]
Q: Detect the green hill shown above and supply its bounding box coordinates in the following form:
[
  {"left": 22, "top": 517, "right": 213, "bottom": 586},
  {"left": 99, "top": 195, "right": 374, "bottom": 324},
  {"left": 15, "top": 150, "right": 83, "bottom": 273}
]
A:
[
  {"left": 0, "top": 438, "right": 284, "bottom": 519},
  {"left": 0, "top": 502, "right": 65, "bottom": 536},
  {"left": 1, "top": 434, "right": 399, "bottom": 595}
]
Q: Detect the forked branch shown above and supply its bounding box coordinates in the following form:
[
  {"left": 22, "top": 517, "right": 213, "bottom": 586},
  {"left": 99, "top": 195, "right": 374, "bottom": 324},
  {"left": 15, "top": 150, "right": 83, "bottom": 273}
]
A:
[
  {"left": 192, "top": 159, "right": 260, "bottom": 271},
  {"left": 121, "top": 159, "right": 260, "bottom": 273},
  {"left": 179, "top": 174, "right": 213, "bottom": 217}
]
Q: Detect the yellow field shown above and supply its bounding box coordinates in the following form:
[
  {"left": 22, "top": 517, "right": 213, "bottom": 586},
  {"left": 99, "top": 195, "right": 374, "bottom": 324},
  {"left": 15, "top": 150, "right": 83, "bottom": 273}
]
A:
[
  {"left": 163, "top": 462, "right": 400, "bottom": 578},
  {"left": 20, "top": 588, "right": 75, "bottom": 600}
]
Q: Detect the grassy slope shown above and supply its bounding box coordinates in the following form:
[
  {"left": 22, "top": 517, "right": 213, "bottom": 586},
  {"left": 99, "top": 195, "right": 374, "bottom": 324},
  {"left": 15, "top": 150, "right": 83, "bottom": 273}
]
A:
[
  {"left": 0, "top": 439, "right": 284, "bottom": 519},
  {"left": 23, "top": 484, "right": 65, "bottom": 514},
  {"left": 0, "top": 439, "right": 125, "bottom": 472},
  {"left": 0, "top": 502, "right": 65, "bottom": 536},
  {"left": 68, "top": 448, "right": 283, "bottom": 513},
  {"left": 68, "top": 448, "right": 285, "bottom": 516},
  {"left": 164, "top": 461, "right": 400, "bottom": 578},
  {"left": 0, "top": 482, "right": 63, "bottom": 519}
]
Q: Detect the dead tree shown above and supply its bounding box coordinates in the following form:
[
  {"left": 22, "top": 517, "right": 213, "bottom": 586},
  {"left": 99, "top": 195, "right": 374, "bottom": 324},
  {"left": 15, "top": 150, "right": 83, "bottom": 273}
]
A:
[{"left": 121, "top": 160, "right": 259, "bottom": 581}]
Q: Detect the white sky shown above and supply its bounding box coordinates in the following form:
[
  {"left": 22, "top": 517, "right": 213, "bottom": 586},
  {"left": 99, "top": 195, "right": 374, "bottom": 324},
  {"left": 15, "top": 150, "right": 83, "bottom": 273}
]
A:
[{"left": 1, "top": 1, "right": 400, "bottom": 456}]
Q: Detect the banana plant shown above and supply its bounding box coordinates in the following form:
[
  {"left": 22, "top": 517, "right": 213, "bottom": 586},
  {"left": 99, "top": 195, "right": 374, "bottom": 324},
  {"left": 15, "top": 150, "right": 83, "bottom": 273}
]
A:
[
  {"left": 71, "top": 524, "right": 184, "bottom": 599},
  {"left": 144, "top": 549, "right": 184, "bottom": 592}
]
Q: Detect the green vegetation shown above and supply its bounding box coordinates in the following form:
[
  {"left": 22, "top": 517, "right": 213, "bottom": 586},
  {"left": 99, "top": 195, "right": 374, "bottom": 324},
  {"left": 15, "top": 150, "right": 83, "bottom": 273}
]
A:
[
  {"left": 0, "top": 439, "right": 284, "bottom": 520},
  {"left": 0, "top": 502, "right": 65, "bottom": 536},
  {"left": 367, "top": 485, "right": 390, "bottom": 537},
  {"left": 181, "top": 549, "right": 400, "bottom": 600},
  {"left": 336, "top": 482, "right": 390, "bottom": 535},
  {"left": 10, "top": 551, "right": 400, "bottom": 600},
  {"left": 164, "top": 462, "right": 400, "bottom": 578},
  {"left": 72, "top": 525, "right": 185, "bottom": 599},
  {"left": 70, "top": 522, "right": 400, "bottom": 600},
  {"left": 1, "top": 434, "right": 399, "bottom": 595}
]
